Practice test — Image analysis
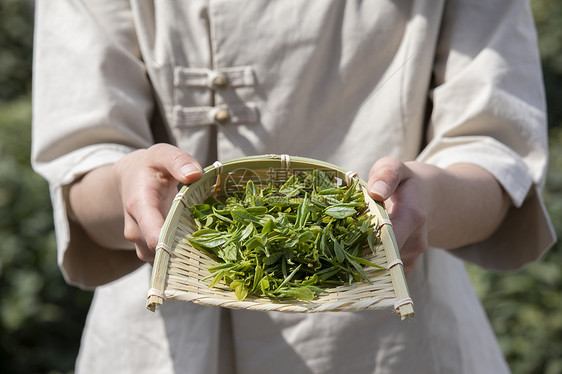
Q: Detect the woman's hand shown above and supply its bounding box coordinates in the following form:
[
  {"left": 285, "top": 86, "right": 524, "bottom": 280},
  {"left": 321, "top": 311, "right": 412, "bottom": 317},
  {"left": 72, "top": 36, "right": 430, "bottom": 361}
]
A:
[
  {"left": 115, "top": 144, "right": 202, "bottom": 263},
  {"left": 69, "top": 144, "right": 203, "bottom": 264},
  {"left": 367, "top": 158, "right": 434, "bottom": 277},
  {"left": 367, "top": 157, "right": 509, "bottom": 277}
]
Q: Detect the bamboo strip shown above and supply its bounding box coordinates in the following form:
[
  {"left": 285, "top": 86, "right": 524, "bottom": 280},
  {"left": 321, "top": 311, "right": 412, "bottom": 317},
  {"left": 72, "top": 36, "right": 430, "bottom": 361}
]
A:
[
  {"left": 146, "top": 189, "right": 187, "bottom": 311},
  {"left": 362, "top": 187, "right": 414, "bottom": 320}
]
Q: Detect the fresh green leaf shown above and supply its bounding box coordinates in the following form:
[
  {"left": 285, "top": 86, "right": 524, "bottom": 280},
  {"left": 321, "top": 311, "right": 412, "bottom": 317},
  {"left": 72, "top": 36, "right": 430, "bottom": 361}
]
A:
[{"left": 324, "top": 205, "right": 357, "bottom": 219}]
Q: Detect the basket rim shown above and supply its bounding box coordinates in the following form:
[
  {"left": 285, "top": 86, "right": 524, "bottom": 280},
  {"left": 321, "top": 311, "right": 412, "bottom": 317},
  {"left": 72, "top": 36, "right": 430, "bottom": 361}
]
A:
[
  {"left": 202, "top": 154, "right": 353, "bottom": 174},
  {"left": 196, "top": 154, "right": 365, "bottom": 189}
]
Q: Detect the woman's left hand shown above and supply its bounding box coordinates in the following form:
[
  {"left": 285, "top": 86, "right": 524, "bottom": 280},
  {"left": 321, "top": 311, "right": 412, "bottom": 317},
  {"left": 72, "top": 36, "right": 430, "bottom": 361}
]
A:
[
  {"left": 367, "top": 157, "right": 435, "bottom": 277},
  {"left": 367, "top": 157, "right": 509, "bottom": 278}
]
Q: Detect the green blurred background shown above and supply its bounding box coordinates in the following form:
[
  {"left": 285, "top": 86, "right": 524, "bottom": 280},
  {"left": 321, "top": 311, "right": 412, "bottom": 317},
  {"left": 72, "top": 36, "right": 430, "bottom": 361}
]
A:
[{"left": 0, "top": 1, "right": 561, "bottom": 373}]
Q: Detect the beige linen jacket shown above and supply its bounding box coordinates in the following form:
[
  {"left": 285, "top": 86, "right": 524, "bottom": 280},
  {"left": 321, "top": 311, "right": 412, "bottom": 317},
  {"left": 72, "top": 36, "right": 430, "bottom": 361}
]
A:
[{"left": 32, "top": 1, "right": 555, "bottom": 373}]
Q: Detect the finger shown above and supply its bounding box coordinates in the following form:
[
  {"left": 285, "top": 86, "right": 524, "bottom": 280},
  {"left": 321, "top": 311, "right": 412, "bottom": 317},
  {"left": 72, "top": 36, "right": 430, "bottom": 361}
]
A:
[
  {"left": 391, "top": 222, "right": 427, "bottom": 279},
  {"left": 385, "top": 192, "right": 427, "bottom": 248},
  {"left": 367, "top": 157, "right": 410, "bottom": 201},
  {"left": 382, "top": 180, "right": 427, "bottom": 275},
  {"left": 122, "top": 187, "right": 167, "bottom": 262},
  {"left": 148, "top": 143, "right": 203, "bottom": 185},
  {"left": 399, "top": 232, "right": 427, "bottom": 274},
  {"left": 123, "top": 212, "right": 155, "bottom": 263},
  {"left": 135, "top": 244, "right": 154, "bottom": 266}
]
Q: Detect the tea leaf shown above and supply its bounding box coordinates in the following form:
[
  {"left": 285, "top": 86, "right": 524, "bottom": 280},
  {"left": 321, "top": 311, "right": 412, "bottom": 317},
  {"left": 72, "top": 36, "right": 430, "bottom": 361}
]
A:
[
  {"left": 324, "top": 205, "right": 357, "bottom": 219},
  {"left": 279, "top": 286, "right": 315, "bottom": 301}
]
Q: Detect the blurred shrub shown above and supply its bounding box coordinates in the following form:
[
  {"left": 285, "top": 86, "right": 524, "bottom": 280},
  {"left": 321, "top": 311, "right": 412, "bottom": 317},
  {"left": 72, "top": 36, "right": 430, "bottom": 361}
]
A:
[
  {"left": 532, "top": 0, "right": 562, "bottom": 130},
  {"left": 0, "top": 98, "right": 93, "bottom": 374},
  {"left": 0, "top": 0, "right": 34, "bottom": 101},
  {"left": 0, "top": 3, "right": 92, "bottom": 372},
  {"left": 533, "top": 0, "right": 562, "bottom": 74}
]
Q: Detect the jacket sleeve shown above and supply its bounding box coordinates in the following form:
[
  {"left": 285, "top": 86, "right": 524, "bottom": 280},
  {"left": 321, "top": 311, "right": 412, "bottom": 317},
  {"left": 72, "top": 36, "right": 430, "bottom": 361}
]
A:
[
  {"left": 418, "top": 0, "right": 556, "bottom": 271},
  {"left": 31, "top": 1, "right": 156, "bottom": 288}
]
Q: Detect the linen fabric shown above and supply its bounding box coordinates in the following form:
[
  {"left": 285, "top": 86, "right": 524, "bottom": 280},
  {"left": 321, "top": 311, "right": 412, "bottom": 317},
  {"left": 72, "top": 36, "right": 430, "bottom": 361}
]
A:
[{"left": 32, "top": 1, "right": 555, "bottom": 373}]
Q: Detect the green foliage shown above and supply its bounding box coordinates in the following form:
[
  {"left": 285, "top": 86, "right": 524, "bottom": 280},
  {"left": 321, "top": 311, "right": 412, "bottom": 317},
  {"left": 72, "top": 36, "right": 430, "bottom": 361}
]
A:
[
  {"left": 0, "top": 0, "right": 34, "bottom": 101},
  {"left": 532, "top": 0, "right": 562, "bottom": 129},
  {"left": 532, "top": 0, "right": 562, "bottom": 73},
  {"left": 0, "top": 98, "right": 93, "bottom": 374},
  {"left": 0, "top": 4, "right": 91, "bottom": 372}
]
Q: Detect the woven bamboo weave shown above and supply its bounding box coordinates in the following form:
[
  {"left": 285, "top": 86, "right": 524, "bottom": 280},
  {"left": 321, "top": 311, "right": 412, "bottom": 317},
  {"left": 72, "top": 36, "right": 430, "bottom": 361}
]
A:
[{"left": 147, "top": 154, "right": 414, "bottom": 320}]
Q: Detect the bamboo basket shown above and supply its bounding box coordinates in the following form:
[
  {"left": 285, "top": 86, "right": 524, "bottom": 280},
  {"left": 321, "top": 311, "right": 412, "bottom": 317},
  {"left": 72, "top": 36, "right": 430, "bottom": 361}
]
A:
[{"left": 146, "top": 154, "right": 414, "bottom": 320}]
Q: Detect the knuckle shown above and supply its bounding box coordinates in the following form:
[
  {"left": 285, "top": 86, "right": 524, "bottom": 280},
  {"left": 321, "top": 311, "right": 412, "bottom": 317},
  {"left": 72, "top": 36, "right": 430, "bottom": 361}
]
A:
[
  {"left": 123, "top": 198, "right": 138, "bottom": 216},
  {"left": 371, "top": 157, "right": 403, "bottom": 183},
  {"left": 410, "top": 209, "right": 427, "bottom": 231},
  {"left": 376, "top": 156, "right": 397, "bottom": 165},
  {"left": 377, "top": 156, "right": 401, "bottom": 169},
  {"left": 148, "top": 143, "right": 168, "bottom": 154},
  {"left": 169, "top": 152, "right": 191, "bottom": 170},
  {"left": 410, "top": 237, "right": 428, "bottom": 257},
  {"left": 123, "top": 224, "right": 139, "bottom": 243},
  {"left": 123, "top": 213, "right": 143, "bottom": 244},
  {"left": 135, "top": 246, "right": 154, "bottom": 263},
  {"left": 145, "top": 235, "right": 160, "bottom": 252},
  {"left": 381, "top": 166, "right": 400, "bottom": 183},
  {"left": 401, "top": 234, "right": 428, "bottom": 259}
]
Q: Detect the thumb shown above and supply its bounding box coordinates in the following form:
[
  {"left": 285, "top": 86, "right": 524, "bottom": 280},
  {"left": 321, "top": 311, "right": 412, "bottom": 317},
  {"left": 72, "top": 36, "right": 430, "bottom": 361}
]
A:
[
  {"left": 367, "top": 157, "right": 410, "bottom": 201},
  {"left": 149, "top": 143, "right": 203, "bottom": 184}
]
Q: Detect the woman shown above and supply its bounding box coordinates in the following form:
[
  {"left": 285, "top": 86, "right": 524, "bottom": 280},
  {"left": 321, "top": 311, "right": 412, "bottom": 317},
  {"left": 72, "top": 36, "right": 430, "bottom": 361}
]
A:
[{"left": 32, "top": 1, "right": 555, "bottom": 373}]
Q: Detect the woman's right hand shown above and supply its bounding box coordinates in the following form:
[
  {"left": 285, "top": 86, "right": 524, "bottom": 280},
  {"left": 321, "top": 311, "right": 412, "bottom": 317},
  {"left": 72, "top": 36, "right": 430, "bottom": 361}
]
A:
[
  {"left": 115, "top": 144, "right": 203, "bottom": 263},
  {"left": 70, "top": 144, "right": 202, "bottom": 263}
]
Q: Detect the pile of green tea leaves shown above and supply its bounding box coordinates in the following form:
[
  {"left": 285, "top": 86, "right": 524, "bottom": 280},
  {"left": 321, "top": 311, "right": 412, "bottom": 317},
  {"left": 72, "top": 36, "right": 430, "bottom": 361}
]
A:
[{"left": 187, "top": 170, "right": 383, "bottom": 302}]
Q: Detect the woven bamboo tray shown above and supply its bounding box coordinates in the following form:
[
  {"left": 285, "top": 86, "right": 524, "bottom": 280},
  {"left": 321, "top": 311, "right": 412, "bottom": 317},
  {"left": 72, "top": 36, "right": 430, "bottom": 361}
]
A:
[{"left": 146, "top": 154, "right": 414, "bottom": 319}]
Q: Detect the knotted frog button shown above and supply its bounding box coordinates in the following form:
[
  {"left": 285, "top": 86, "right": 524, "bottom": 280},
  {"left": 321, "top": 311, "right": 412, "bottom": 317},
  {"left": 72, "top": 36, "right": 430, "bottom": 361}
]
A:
[
  {"left": 211, "top": 74, "right": 228, "bottom": 89},
  {"left": 214, "top": 108, "right": 230, "bottom": 124}
]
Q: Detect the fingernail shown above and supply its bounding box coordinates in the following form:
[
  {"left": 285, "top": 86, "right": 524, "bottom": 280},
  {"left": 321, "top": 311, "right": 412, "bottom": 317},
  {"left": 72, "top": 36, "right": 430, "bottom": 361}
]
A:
[
  {"left": 370, "top": 181, "right": 390, "bottom": 199},
  {"left": 180, "top": 164, "right": 200, "bottom": 178}
]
